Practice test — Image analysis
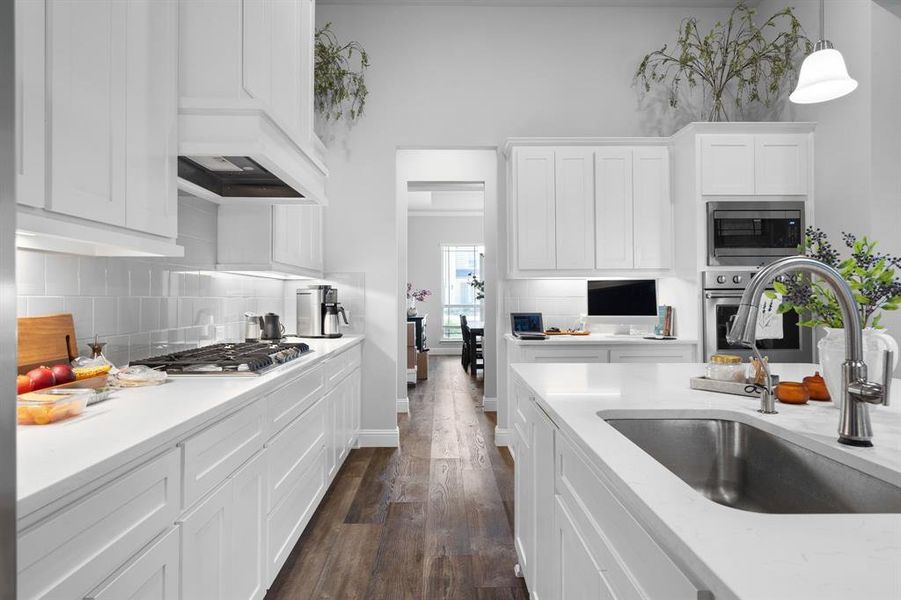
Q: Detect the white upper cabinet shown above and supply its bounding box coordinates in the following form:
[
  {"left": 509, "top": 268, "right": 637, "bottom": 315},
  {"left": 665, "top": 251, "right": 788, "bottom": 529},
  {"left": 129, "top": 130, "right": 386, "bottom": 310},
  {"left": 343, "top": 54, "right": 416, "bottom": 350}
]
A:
[
  {"left": 701, "top": 133, "right": 809, "bottom": 196},
  {"left": 700, "top": 135, "right": 755, "bottom": 195},
  {"left": 754, "top": 134, "right": 809, "bottom": 195},
  {"left": 14, "top": 0, "right": 181, "bottom": 256},
  {"left": 218, "top": 204, "right": 324, "bottom": 278},
  {"left": 508, "top": 141, "right": 672, "bottom": 276},
  {"left": 514, "top": 148, "right": 557, "bottom": 270},
  {"left": 594, "top": 148, "right": 633, "bottom": 269},
  {"left": 633, "top": 147, "right": 671, "bottom": 270},
  {"left": 555, "top": 149, "right": 595, "bottom": 270}
]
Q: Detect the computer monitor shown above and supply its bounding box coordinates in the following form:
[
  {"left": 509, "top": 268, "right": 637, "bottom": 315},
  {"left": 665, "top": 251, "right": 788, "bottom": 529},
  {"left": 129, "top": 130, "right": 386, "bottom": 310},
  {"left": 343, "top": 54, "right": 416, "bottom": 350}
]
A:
[{"left": 587, "top": 280, "right": 657, "bottom": 316}]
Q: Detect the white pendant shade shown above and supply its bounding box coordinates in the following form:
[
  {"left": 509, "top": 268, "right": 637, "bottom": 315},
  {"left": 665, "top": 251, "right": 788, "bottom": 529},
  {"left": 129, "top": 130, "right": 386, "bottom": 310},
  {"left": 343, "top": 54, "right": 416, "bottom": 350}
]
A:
[{"left": 790, "top": 46, "right": 858, "bottom": 104}]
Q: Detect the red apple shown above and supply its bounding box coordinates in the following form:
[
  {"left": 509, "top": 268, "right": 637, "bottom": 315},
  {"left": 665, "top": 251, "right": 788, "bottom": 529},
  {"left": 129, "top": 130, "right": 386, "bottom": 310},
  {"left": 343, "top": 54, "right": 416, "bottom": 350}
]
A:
[
  {"left": 16, "top": 375, "right": 33, "bottom": 395},
  {"left": 50, "top": 364, "right": 75, "bottom": 385},
  {"left": 26, "top": 366, "right": 56, "bottom": 391}
]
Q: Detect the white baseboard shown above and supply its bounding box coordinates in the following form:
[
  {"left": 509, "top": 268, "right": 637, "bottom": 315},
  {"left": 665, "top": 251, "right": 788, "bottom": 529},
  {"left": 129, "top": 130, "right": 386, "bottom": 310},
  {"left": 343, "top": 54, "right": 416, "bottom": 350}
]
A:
[
  {"left": 429, "top": 346, "right": 461, "bottom": 356},
  {"left": 397, "top": 398, "right": 409, "bottom": 414},
  {"left": 495, "top": 426, "right": 512, "bottom": 448},
  {"left": 482, "top": 396, "right": 497, "bottom": 412},
  {"left": 357, "top": 427, "right": 400, "bottom": 448}
]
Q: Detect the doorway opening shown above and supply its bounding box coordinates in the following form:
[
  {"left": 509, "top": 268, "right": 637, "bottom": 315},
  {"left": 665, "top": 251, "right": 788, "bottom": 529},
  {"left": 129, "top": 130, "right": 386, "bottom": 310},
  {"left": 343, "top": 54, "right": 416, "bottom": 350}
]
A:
[{"left": 395, "top": 149, "right": 498, "bottom": 415}]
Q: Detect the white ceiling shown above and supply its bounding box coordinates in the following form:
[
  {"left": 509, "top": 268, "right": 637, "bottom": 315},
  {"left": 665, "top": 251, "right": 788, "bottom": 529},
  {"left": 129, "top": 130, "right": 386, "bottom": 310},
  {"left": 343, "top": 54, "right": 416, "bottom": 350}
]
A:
[{"left": 319, "top": 0, "right": 757, "bottom": 7}]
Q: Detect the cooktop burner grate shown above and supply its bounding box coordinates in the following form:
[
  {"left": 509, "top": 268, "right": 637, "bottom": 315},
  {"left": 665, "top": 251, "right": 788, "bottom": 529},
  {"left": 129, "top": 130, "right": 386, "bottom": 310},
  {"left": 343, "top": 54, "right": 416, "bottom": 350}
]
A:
[{"left": 131, "top": 341, "right": 311, "bottom": 376}]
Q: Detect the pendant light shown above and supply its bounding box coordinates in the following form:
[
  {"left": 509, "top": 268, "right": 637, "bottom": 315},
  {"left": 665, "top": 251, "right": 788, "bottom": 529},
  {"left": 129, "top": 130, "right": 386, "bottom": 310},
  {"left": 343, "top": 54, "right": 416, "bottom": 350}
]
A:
[{"left": 789, "top": 0, "right": 857, "bottom": 104}]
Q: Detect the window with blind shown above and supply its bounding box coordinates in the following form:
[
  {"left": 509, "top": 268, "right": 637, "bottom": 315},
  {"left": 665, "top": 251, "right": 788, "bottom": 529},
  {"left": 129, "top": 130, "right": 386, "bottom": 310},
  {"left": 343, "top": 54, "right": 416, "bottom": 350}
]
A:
[{"left": 441, "top": 244, "right": 484, "bottom": 341}]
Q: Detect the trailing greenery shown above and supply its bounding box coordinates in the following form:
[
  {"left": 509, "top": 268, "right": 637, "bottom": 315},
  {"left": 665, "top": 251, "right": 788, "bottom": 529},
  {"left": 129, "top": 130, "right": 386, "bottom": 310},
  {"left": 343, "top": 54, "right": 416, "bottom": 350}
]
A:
[
  {"left": 767, "top": 229, "right": 901, "bottom": 329},
  {"left": 315, "top": 23, "right": 369, "bottom": 121},
  {"left": 635, "top": 1, "right": 811, "bottom": 121}
]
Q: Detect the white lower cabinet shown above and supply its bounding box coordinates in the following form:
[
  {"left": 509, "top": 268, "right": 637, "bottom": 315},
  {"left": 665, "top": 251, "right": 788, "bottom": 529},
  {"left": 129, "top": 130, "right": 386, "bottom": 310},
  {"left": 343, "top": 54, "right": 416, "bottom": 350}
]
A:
[
  {"left": 609, "top": 346, "right": 696, "bottom": 363},
  {"left": 85, "top": 527, "right": 180, "bottom": 600},
  {"left": 178, "top": 477, "right": 233, "bottom": 600},
  {"left": 230, "top": 450, "right": 268, "bottom": 600},
  {"left": 512, "top": 380, "right": 706, "bottom": 600}
]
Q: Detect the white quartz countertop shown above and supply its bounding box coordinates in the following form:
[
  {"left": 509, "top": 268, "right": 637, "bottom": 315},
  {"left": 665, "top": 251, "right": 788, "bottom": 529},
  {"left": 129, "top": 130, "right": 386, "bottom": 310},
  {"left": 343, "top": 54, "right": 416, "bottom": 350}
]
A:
[
  {"left": 504, "top": 332, "right": 699, "bottom": 345},
  {"left": 511, "top": 362, "right": 901, "bottom": 600},
  {"left": 17, "top": 336, "right": 364, "bottom": 520}
]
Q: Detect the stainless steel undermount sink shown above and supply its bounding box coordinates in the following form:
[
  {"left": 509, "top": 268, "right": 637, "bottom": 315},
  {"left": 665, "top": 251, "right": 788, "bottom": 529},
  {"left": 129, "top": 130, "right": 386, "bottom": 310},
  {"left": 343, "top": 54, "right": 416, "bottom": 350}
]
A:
[{"left": 604, "top": 418, "right": 901, "bottom": 514}]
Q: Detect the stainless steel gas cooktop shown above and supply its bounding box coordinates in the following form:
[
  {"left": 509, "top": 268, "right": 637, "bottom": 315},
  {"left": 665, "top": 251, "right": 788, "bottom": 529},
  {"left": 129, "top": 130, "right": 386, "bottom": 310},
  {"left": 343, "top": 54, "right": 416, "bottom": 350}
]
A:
[{"left": 130, "top": 341, "right": 311, "bottom": 376}]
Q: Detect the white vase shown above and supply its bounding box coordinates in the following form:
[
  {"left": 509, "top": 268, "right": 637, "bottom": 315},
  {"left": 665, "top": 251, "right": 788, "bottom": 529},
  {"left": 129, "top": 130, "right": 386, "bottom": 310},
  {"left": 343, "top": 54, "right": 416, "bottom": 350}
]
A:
[{"left": 818, "top": 327, "right": 899, "bottom": 409}]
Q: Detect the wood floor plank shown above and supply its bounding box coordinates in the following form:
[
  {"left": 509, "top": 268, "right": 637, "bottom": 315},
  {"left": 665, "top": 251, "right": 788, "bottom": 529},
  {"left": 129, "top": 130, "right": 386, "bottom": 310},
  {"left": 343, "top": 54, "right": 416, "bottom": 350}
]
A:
[
  {"left": 364, "top": 502, "right": 427, "bottom": 599},
  {"left": 388, "top": 455, "right": 431, "bottom": 503},
  {"left": 424, "top": 554, "right": 477, "bottom": 600},
  {"left": 425, "top": 458, "right": 470, "bottom": 558},
  {"left": 475, "top": 585, "right": 530, "bottom": 600},
  {"left": 344, "top": 447, "right": 397, "bottom": 524},
  {"left": 309, "top": 523, "right": 382, "bottom": 599},
  {"left": 463, "top": 467, "right": 522, "bottom": 588}
]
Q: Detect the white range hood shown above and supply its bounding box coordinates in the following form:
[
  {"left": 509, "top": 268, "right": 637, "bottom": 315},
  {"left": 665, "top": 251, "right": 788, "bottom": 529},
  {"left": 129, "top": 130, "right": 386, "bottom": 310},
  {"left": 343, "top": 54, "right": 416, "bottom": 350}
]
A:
[{"left": 177, "top": 0, "right": 327, "bottom": 206}]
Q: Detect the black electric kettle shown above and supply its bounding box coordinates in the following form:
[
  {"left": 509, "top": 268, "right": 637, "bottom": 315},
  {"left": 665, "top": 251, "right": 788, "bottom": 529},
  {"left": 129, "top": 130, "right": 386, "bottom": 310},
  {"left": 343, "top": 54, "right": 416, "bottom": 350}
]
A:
[{"left": 261, "top": 312, "right": 286, "bottom": 340}]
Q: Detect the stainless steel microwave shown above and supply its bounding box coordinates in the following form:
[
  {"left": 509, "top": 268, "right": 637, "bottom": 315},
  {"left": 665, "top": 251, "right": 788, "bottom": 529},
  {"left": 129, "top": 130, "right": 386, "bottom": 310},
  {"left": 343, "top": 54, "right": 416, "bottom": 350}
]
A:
[{"left": 707, "top": 201, "right": 805, "bottom": 267}]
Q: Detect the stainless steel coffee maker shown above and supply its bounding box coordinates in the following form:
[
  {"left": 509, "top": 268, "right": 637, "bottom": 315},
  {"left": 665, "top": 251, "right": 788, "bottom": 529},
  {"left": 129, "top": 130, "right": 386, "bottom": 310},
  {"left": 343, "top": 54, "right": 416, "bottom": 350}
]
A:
[{"left": 296, "top": 285, "right": 349, "bottom": 338}]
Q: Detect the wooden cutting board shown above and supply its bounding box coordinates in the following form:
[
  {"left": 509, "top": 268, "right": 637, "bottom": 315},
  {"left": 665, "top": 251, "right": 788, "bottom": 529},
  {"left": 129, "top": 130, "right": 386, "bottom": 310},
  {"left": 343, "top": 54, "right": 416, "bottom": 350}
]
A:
[{"left": 17, "top": 313, "right": 79, "bottom": 373}]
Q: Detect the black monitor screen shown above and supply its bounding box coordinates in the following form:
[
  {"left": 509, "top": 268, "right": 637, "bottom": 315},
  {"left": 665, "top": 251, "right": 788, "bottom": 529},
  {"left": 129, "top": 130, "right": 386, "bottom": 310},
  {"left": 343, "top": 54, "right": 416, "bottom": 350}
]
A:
[{"left": 587, "top": 280, "right": 657, "bottom": 316}]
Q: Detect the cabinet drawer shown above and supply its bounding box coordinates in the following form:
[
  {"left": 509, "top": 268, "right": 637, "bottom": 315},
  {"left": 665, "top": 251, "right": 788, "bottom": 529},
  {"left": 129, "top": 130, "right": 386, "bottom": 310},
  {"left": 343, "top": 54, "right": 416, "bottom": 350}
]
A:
[
  {"left": 266, "top": 395, "right": 328, "bottom": 512},
  {"left": 266, "top": 446, "right": 327, "bottom": 585},
  {"left": 181, "top": 400, "right": 266, "bottom": 509},
  {"left": 18, "top": 449, "right": 181, "bottom": 600},
  {"left": 556, "top": 435, "right": 700, "bottom": 600},
  {"left": 324, "top": 344, "right": 362, "bottom": 389},
  {"left": 609, "top": 346, "right": 695, "bottom": 363},
  {"left": 85, "top": 526, "right": 180, "bottom": 600},
  {"left": 267, "top": 364, "right": 325, "bottom": 435},
  {"left": 521, "top": 346, "right": 609, "bottom": 363}
]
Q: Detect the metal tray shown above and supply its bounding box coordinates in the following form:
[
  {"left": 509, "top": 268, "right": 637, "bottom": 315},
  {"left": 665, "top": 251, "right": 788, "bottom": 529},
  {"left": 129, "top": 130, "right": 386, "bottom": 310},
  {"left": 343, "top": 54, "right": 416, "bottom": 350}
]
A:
[{"left": 690, "top": 375, "right": 779, "bottom": 398}]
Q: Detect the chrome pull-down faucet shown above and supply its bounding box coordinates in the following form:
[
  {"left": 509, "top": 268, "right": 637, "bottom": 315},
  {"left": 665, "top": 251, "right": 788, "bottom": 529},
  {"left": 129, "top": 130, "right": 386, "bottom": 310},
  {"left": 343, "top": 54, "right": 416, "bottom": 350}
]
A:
[{"left": 726, "top": 256, "right": 893, "bottom": 447}]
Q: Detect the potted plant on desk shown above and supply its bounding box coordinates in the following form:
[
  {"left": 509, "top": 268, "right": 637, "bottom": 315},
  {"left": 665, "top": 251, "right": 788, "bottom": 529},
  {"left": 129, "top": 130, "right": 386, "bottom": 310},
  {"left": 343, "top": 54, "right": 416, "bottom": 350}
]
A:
[{"left": 770, "top": 228, "right": 900, "bottom": 406}]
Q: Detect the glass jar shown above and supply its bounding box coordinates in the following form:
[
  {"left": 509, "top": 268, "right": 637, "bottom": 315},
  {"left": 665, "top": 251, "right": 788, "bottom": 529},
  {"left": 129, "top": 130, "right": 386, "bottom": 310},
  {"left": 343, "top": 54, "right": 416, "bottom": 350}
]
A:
[{"left": 706, "top": 354, "right": 746, "bottom": 382}]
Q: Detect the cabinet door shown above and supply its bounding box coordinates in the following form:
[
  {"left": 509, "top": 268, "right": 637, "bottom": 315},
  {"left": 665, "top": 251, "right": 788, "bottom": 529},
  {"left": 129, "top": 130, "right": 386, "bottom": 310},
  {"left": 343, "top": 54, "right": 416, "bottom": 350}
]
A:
[
  {"left": 594, "top": 148, "right": 633, "bottom": 269},
  {"left": 513, "top": 403, "right": 534, "bottom": 586},
  {"left": 231, "top": 450, "right": 267, "bottom": 600},
  {"left": 350, "top": 368, "right": 361, "bottom": 443},
  {"left": 632, "top": 147, "right": 671, "bottom": 269},
  {"left": 272, "top": 205, "right": 302, "bottom": 267},
  {"left": 47, "top": 0, "right": 126, "bottom": 226},
  {"left": 555, "top": 149, "right": 595, "bottom": 270},
  {"left": 179, "top": 480, "right": 233, "bottom": 600},
  {"left": 85, "top": 528, "right": 180, "bottom": 600},
  {"left": 15, "top": 0, "right": 46, "bottom": 208},
  {"left": 700, "top": 135, "right": 755, "bottom": 195},
  {"left": 325, "top": 387, "right": 339, "bottom": 480},
  {"left": 555, "top": 497, "right": 617, "bottom": 600},
  {"left": 754, "top": 134, "right": 809, "bottom": 195},
  {"left": 124, "top": 0, "right": 177, "bottom": 238},
  {"left": 514, "top": 148, "right": 556, "bottom": 270},
  {"left": 533, "top": 403, "right": 557, "bottom": 600},
  {"left": 300, "top": 205, "right": 323, "bottom": 272},
  {"left": 297, "top": 0, "right": 316, "bottom": 146},
  {"left": 242, "top": 0, "right": 271, "bottom": 105}
]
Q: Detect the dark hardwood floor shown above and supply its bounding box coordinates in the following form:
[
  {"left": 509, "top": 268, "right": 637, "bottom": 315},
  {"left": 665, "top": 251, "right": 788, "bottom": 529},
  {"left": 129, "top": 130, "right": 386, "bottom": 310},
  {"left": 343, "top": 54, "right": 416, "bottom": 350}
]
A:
[{"left": 265, "top": 355, "right": 529, "bottom": 599}]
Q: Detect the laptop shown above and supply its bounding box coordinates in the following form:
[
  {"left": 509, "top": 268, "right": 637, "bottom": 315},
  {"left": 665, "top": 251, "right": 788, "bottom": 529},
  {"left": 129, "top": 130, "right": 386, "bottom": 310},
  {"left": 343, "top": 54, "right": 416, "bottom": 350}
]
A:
[{"left": 511, "top": 312, "right": 547, "bottom": 340}]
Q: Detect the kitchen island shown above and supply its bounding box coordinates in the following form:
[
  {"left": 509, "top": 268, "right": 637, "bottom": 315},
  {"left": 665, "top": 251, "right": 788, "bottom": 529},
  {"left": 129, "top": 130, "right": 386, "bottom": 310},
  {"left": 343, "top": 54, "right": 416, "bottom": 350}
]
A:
[
  {"left": 510, "top": 362, "right": 901, "bottom": 600},
  {"left": 17, "top": 335, "right": 364, "bottom": 600}
]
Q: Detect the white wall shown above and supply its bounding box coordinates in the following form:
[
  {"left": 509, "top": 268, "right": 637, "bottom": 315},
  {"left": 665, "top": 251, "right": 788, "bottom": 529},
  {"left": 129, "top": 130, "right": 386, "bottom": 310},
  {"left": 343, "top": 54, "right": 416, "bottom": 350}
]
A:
[
  {"left": 16, "top": 196, "right": 285, "bottom": 366},
  {"left": 317, "top": 3, "right": 731, "bottom": 437},
  {"left": 407, "top": 214, "right": 484, "bottom": 352}
]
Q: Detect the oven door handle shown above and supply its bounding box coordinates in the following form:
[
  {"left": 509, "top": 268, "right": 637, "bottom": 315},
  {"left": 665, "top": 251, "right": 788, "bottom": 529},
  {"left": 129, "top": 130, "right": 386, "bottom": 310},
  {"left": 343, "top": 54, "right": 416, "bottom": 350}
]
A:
[{"left": 705, "top": 291, "right": 745, "bottom": 299}]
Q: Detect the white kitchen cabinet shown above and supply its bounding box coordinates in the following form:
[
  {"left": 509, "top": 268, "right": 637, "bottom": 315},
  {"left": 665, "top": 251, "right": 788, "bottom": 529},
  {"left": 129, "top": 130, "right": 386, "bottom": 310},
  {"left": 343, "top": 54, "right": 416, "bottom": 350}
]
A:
[
  {"left": 85, "top": 527, "right": 180, "bottom": 600},
  {"left": 609, "top": 345, "right": 695, "bottom": 363},
  {"left": 17, "top": 449, "right": 181, "bottom": 600},
  {"left": 632, "top": 147, "right": 671, "bottom": 270},
  {"left": 701, "top": 133, "right": 809, "bottom": 196},
  {"left": 755, "top": 134, "right": 809, "bottom": 195},
  {"left": 532, "top": 402, "right": 557, "bottom": 600},
  {"left": 13, "top": 0, "right": 181, "bottom": 255},
  {"left": 512, "top": 395, "right": 534, "bottom": 586},
  {"left": 594, "top": 148, "right": 633, "bottom": 269},
  {"left": 179, "top": 479, "right": 233, "bottom": 600},
  {"left": 554, "top": 497, "right": 616, "bottom": 600},
  {"left": 700, "top": 135, "right": 755, "bottom": 195},
  {"left": 514, "top": 148, "right": 557, "bottom": 270},
  {"left": 218, "top": 204, "right": 324, "bottom": 278},
  {"left": 555, "top": 149, "right": 595, "bottom": 270},
  {"left": 230, "top": 450, "right": 268, "bottom": 600}
]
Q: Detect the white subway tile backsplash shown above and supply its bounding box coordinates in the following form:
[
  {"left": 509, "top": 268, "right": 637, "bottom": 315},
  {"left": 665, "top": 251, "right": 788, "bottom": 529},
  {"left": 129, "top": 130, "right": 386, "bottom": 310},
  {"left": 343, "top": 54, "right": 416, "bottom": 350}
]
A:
[
  {"left": 27, "top": 296, "right": 64, "bottom": 316},
  {"left": 78, "top": 257, "right": 107, "bottom": 296},
  {"left": 177, "top": 298, "right": 193, "bottom": 328},
  {"left": 129, "top": 333, "right": 151, "bottom": 362},
  {"left": 45, "top": 254, "right": 80, "bottom": 296},
  {"left": 65, "top": 297, "right": 94, "bottom": 337},
  {"left": 16, "top": 251, "right": 45, "bottom": 296},
  {"left": 140, "top": 297, "right": 161, "bottom": 332},
  {"left": 130, "top": 264, "right": 151, "bottom": 296},
  {"left": 117, "top": 297, "right": 141, "bottom": 335},
  {"left": 17, "top": 297, "right": 27, "bottom": 317},
  {"left": 107, "top": 261, "right": 129, "bottom": 296},
  {"left": 93, "top": 297, "right": 118, "bottom": 336}
]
